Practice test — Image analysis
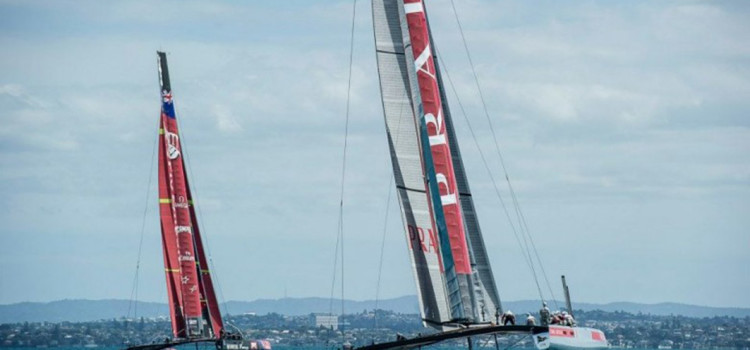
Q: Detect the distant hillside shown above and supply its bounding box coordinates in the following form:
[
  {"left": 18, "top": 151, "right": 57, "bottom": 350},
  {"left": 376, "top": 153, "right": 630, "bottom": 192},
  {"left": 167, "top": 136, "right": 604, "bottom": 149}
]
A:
[
  {"left": 222, "top": 296, "right": 419, "bottom": 316},
  {"left": 503, "top": 300, "right": 750, "bottom": 319},
  {"left": 1, "top": 296, "right": 748, "bottom": 323},
  {"left": 0, "top": 299, "right": 166, "bottom": 324}
]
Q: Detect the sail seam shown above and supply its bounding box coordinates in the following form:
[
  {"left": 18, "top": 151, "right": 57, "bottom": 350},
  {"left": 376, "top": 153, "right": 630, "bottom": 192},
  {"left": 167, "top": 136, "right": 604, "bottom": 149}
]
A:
[{"left": 376, "top": 49, "right": 405, "bottom": 55}]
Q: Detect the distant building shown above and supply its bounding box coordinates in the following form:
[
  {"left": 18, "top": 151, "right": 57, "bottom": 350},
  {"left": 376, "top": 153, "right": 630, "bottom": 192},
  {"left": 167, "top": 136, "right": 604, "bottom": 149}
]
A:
[{"left": 311, "top": 314, "right": 339, "bottom": 330}]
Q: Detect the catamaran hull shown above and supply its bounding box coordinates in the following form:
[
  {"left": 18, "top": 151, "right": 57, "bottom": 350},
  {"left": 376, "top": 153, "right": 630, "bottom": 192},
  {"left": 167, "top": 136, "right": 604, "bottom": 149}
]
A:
[{"left": 534, "top": 326, "right": 608, "bottom": 350}]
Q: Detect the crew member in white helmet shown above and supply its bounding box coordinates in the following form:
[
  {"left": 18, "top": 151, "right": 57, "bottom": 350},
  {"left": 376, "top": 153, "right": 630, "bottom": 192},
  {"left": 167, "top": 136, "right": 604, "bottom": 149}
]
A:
[
  {"left": 526, "top": 313, "right": 536, "bottom": 326},
  {"left": 540, "top": 302, "right": 550, "bottom": 326},
  {"left": 501, "top": 310, "right": 516, "bottom": 326},
  {"left": 564, "top": 312, "right": 576, "bottom": 327}
]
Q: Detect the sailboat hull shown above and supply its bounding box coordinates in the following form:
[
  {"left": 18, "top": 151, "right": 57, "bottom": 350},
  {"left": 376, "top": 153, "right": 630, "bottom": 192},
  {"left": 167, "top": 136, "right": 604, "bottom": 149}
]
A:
[{"left": 534, "top": 326, "right": 608, "bottom": 350}]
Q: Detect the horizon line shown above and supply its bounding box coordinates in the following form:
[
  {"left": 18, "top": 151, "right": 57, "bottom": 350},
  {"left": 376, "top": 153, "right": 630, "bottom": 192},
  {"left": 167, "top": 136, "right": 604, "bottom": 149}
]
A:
[{"left": 2, "top": 296, "right": 748, "bottom": 310}]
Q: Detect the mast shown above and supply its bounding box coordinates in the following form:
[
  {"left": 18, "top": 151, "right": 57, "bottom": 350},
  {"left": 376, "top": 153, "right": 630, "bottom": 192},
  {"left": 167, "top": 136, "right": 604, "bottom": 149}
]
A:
[
  {"left": 156, "top": 51, "right": 222, "bottom": 339},
  {"left": 562, "top": 275, "right": 573, "bottom": 317}
]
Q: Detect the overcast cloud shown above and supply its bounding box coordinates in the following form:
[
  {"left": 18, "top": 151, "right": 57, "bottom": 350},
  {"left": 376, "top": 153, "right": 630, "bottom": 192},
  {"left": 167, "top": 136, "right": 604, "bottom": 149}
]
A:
[{"left": 0, "top": 0, "right": 748, "bottom": 308}]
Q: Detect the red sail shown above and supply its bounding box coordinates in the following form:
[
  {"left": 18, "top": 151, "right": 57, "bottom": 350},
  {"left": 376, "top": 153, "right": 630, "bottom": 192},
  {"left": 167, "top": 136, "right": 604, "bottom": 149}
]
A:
[
  {"left": 403, "top": 0, "right": 471, "bottom": 275},
  {"left": 156, "top": 51, "right": 222, "bottom": 339},
  {"left": 186, "top": 182, "right": 223, "bottom": 336}
]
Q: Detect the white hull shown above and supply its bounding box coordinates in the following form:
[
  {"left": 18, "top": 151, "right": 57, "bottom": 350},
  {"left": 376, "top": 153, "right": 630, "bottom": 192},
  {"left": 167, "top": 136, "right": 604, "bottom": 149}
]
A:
[{"left": 534, "top": 326, "right": 608, "bottom": 350}]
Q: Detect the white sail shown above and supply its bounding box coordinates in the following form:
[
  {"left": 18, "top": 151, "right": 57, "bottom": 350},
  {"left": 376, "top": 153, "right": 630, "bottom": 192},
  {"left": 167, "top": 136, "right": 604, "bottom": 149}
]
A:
[{"left": 372, "top": 0, "right": 452, "bottom": 326}]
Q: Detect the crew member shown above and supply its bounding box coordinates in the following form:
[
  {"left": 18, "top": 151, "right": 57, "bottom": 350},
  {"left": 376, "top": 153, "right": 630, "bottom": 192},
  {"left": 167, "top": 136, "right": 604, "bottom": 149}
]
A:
[
  {"left": 550, "top": 312, "right": 562, "bottom": 325},
  {"left": 501, "top": 310, "right": 516, "bottom": 326},
  {"left": 540, "top": 302, "right": 550, "bottom": 326},
  {"left": 563, "top": 312, "right": 576, "bottom": 327},
  {"left": 526, "top": 313, "right": 536, "bottom": 326}
]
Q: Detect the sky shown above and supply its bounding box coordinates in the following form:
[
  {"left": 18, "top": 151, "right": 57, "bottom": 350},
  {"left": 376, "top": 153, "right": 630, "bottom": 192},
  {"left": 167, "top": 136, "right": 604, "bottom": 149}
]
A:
[{"left": 0, "top": 0, "right": 748, "bottom": 309}]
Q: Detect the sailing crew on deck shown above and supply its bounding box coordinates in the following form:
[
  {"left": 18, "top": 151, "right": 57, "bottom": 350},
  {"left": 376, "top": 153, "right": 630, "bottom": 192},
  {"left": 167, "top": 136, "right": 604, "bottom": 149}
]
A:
[
  {"left": 540, "top": 302, "right": 550, "bottom": 326},
  {"left": 563, "top": 312, "right": 576, "bottom": 327},
  {"left": 526, "top": 314, "right": 536, "bottom": 326},
  {"left": 550, "top": 311, "right": 562, "bottom": 325},
  {"left": 501, "top": 310, "right": 516, "bottom": 326}
]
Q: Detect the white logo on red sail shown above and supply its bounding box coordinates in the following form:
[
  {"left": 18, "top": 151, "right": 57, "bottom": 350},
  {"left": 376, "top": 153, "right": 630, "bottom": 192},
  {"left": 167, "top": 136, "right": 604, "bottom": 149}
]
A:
[
  {"left": 178, "top": 251, "right": 195, "bottom": 262},
  {"left": 404, "top": 0, "right": 471, "bottom": 274},
  {"left": 165, "top": 131, "right": 181, "bottom": 159},
  {"left": 174, "top": 196, "right": 189, "bottom": 208}
]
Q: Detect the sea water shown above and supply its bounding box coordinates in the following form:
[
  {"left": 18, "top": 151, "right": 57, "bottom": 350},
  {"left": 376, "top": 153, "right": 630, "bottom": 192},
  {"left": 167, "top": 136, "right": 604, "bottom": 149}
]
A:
[{"left": 0, "top": 347, "right": 677, "bottom": 350}]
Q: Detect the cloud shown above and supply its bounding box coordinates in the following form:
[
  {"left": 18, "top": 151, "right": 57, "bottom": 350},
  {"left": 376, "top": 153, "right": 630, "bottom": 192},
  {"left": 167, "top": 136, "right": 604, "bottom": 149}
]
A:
[
  {"left": 212, "top": 104, "right": 243, "bottom": 133},
  {"left": 0, "top": 0, "right": 748, "bottom": 307}
]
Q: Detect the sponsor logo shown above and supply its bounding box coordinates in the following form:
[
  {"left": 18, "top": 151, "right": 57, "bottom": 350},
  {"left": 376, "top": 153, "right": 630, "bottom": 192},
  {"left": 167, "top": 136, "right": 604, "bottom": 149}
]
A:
[
  {"left": 165, "top": 131, "right": 180, "bottom": 159},
  {"left": 175, "top": 226, "right": 192, "bottom": 234},
  {"left": 592, "top": 331, "right": 605, "bottom": 341},
  {"left": 550, "top": 327, "right": 575, "bottom": 337},
  {"left": 179, "top": 251, "right": 195, "bottom": 262},
  {"left": 406, "top": 6, "right": 471, "bottom": 274},
  {"left": 424, "top": 112, "right": 458, "bottom": 207},
  {"left": 175, "top": 196, "right": 189, "bottom": 208},
  {"left": 407, "top": 224, "right": 439, "bottom": 253}
]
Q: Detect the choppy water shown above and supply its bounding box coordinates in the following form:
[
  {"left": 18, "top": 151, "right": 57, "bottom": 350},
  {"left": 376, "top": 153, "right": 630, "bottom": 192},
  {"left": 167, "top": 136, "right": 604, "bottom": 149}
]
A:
[{"left": 0, "top": 345, "right": 672, "bottom": 350}]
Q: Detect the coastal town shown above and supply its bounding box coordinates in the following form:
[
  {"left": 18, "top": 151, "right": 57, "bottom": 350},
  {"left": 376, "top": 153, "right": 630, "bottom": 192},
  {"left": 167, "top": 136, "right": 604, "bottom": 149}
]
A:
[{"left": 1, "top": 309, "right": 748, "bottom": 349}]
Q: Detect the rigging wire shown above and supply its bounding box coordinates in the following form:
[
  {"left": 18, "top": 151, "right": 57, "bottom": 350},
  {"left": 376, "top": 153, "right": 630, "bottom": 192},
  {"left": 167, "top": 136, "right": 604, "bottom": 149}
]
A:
[
  {"left": 127, "top": 115, "right": 160, "bottom": 320},
  {"left": 448, "top": 0, "right": 560, "bottom": 308},
  {"left": 373, "top": 87, "right": 409, "bottom": 330},
  {"left": 328, "top": 231, "right": 341, "bottom": 315},
  {"left": 372, "top": 179, "right": 392, "bottom": 330},
  {"left": 328, "top": 0, "right": 358, "bottom": 340},
  {"left": 174, "top": 101, "right": 230, "bottom": 318},
  {"left": 340, "top": 0, "right": 359, "bottom": 337},
  {"left": 435, "top": 52, "right": 544, "bottom": 303}
]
